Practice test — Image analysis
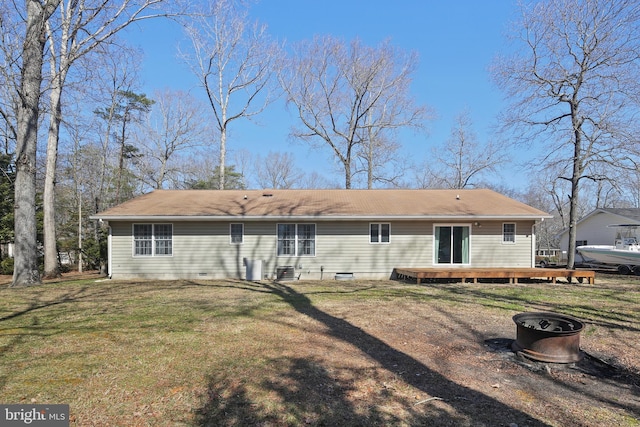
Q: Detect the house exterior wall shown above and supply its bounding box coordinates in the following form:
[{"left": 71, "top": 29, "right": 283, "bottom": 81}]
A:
[
  {"left": 469, "top": 222, "right": 534, "bottom": 268},
  {"left": 108, "top": 219, "right": 537, "bottom": 280}
]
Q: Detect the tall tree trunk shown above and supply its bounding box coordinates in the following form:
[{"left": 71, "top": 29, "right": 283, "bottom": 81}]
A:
[
  {"left": 344, "top": 164, "right": 351, "bottom": 189},
  {"left": 218, "top": 128, "right": 226, "bottom": 190},
  {"left": 566, "top": 153, "right": 582, "bottom": 270},
  {"left": 567, "top": 175, "right": 580, "bottom": 270},
  {"left": 566, "top": 111, "right": 583, "bottom": 270},
  {"left": 43, "top": 77, "right": 64, "bottom": 278},
  {"left": 116, "top": 114, "right": 128, "bottom": 204},
  {"left": 77, "top": 193, "right": 83, "bottom": 273},
  {"left": 565, "top": 84, "right": 587, "bottom": 272},
  {"left": 12, "top": 0, "right": 61, "bottom": 287},
  {"left": 344, "top": 147, "right": 352, "bottom": 189},
  {"left": 98, "top": 102, "right": 116, "bottom": 211},
  {"left": 366, "top": 126, "right": 374, "bottom": 189}
]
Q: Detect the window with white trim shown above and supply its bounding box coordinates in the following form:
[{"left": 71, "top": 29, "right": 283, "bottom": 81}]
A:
[
  {"left": 230, "top": 223, "right": 244, "bottom": 244},
  {"left": 370, "top": 223, "right": 390, "bottom": 243},
  {"left": 133, "top": 224, "right": 173, "bottom": 256},
  {"left": 277, "top": 223, "right": 315, "bottom": 256},
  {"left": 503, "top": 223, "right": 516, "bottom": 243}
]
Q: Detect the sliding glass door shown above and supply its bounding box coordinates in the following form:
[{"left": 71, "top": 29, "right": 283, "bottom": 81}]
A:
[{"left": 435, "top": 225, "right": 470, "bottom": 265}]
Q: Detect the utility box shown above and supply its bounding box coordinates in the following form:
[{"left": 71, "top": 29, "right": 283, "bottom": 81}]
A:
[
  {"left": 245, "top": 259, "right": 263, "bottom": 281},
  {"left": 276, "top": 266, "right": 295, "bottom": 281}
]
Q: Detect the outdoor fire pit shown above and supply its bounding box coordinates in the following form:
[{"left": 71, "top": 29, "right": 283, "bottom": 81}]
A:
[{"left": 512, "top": 312, "right": 585, "bottom": 363}]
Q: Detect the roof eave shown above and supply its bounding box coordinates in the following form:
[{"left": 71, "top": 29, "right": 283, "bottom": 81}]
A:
[{"left": 90, "top": 214, "right": 552, "bottom": 222}]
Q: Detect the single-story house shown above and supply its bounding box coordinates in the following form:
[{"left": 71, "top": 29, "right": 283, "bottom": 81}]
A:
[
  {"left": 91, "top": 189, "right": 551, "bottom": 280},
  {"left": 557, "top": 208, "right": 640, "bottom": 261}
]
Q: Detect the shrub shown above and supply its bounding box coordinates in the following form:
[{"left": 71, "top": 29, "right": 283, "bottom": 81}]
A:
[{"left": 0, "top": 257, "right": 14, "bottom": 275}]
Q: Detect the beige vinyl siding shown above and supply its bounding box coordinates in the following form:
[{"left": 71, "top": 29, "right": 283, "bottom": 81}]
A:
[
  {"left": 284, "top": 221, "right": 433, "bottom": 279},
  {"left": 108, "top": 219, "right": 536, "bottom": 280},
  {"left": 110, "top": 221, "right": 278, "bottom": 280},
  {"left": 470, "top": 221, "right": 534, "bottom": 268}
]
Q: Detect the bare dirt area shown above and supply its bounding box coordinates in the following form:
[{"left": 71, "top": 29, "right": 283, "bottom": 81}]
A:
[
  {"left": 350, "top": 300, "right": 639, "bottom": 427},
  {"left": 193, "top": 276, "right": 639, "bottom": 426}
]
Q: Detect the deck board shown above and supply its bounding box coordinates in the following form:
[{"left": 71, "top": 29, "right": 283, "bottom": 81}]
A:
[{"left": 393, "top": 267, "right": 595, "bottom": 284}]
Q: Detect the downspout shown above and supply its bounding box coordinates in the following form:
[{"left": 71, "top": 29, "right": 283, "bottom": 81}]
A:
[{"left": 108, "top": 225, "right": 113, "bottom": 279}]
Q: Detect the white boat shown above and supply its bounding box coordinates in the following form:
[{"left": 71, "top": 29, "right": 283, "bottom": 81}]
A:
[{"left": 577, "top": 224, "right": 640, "bottom": 273}]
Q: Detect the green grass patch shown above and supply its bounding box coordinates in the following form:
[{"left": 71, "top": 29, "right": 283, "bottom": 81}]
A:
[{"left": 0, "top": 276, "right": 637, "bottom": 426}]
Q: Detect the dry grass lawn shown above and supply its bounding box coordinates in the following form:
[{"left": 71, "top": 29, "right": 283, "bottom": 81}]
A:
[{"left": 0, "top": 272, "right": 638, "bottom": 426}]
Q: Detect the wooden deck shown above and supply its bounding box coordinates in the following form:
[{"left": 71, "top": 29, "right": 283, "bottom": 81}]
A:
[{"left": 393, "top": 267, "right": 596, "bottom": 285}]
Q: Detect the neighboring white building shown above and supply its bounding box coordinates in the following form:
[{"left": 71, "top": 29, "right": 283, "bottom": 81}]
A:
[
  {"left": 557, "top": 208, "right": 640, "bottom": 262},
  {"left": 0, "top": 242, "right": 13, "bottom": 259},
  {"left": 91, "top": 189, "right": 551, "bottom": 281}
]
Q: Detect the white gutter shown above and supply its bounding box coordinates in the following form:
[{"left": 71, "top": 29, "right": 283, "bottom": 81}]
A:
[{"left": 91, "top": 214, "right": 552, "bottom": 222}]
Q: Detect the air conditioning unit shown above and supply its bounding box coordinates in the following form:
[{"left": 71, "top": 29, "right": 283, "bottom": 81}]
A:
[
  {"left": 244, "top": 259, "right": 263, "bottom": 281},
  {"left": 276, "top": 266, "right": 295, "bottom": 281}
]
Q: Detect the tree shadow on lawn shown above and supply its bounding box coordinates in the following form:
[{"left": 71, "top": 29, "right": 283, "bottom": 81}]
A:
[
  {"left": 196, "top": 354, "right": 494, "bottom": 427},
  {"left": 195, "top": 281, "right": 552, "bottom": 426},
  {"left": 436, "top": 282, "right": 640, "bottom": 334}
]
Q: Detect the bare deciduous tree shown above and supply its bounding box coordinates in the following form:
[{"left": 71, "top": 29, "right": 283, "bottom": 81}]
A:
[
  {"left": 181, "top": 0, "right": 280, "bottom": 190},
  {"left": 519, "top": 182, "right": 562, "bottom": 258},
  {"left": 419, "top": 110, "right": 501, "bottom": 189},
  {"left": 90, "top": 43, "right": 142, "bottom": 212},
  {"left": 299, "top": 171, "right": 339, "bottom": 190},
  {"left": 135, "top": 89, "right": 211, "bottom": 190},
  {"left": 40, "top": 0, "right": 178, "bottom": 279},
  {"left": 254, "top": 151, "right": 304, "bottom": 189},
  {"left": 355, "top": 111, "right": 404, "bottom": 189},
  {"left": 281, "top": 36, "right": 429, "bottom": 189},
  {"left": 492, "top": 0, "right": 640, "bottom": 268},
  {"left": 11, "top": 0, "right": 61, "bottom": 287},
  {"left": 617, "top": 170, "right": 640, "bottom": 208},
  {"left": 0, "top": 1, "right": 21, "bottom": 155}
]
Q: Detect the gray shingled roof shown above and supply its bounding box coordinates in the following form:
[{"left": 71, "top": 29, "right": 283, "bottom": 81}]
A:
[
  {"left": 92, "top": 189, "right": 550, "bottom": 221},
  {"left": 597, "top": 208, "right": 640, "bottom": 223}
]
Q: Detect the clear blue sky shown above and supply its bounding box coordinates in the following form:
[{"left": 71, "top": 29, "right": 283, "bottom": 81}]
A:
[{"left": 126, "top": 0, "right": 525, "bottom": 189}]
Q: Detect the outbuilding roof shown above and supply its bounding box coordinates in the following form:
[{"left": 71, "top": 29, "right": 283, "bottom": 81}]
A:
[{"left": 92, "top": 189, "right": 550, "bottom": 221}]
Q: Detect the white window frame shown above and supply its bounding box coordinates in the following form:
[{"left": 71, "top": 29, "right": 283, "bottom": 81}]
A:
[
  {"left": 370, "top": 223, "right": 390, "bottom": 244},
  {"left": 133, "top": 223, "right": 173, "bottom": 257},
  {"left": 133, "top": 224, "right": 152, "bottom": 256},
  {"left": 433, "top": 224, "right": 471, "bottom": 265},
  {"left": 277, "top": 223, "right": 316, "bottom": 257},
  {"left": 502, "top": 223, "right": 516, "bottom": 244},
  {"left": 230, "top": 223, "right": 244, "bottom": 244}
]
